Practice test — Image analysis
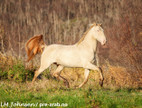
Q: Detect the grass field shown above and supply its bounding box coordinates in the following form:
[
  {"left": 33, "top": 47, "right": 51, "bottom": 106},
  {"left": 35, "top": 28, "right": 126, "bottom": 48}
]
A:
[
  {"left": 0, "top": 58, "right": 142, "bottom": 108},
  {"left": 0, "top": 80, "right": 142, "bottom": 108}
]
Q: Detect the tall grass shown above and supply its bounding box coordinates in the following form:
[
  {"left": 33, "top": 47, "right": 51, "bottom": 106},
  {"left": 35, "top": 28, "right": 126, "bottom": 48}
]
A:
[
  {"left": 0, "top": 53, "right": 35, "bottom": 82},
  {"left": 0, "top": 55, "right": 141, "bottom": 107}
]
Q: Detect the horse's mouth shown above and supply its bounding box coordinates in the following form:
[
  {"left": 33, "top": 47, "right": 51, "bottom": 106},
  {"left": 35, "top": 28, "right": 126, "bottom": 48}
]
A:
[{"left": 101, "top": 40, "right": 107, "bottom": 45}]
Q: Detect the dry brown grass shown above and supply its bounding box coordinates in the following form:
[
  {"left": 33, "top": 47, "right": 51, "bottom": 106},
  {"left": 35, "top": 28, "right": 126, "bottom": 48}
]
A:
[
  {"left": 102, "top": 62, "right": 141, "bottom": 88},
  {"left": 43, "top": 64, "right": 101, "bottom": 88},
  {"left": 0, "top": 53, "right": 16, "bottom": 71},
  {"left": 47, "top": 62, "right": 141, "bottom": 89},
  {"left": 61, "top": 67, "right": 101, "bottom": 88}
]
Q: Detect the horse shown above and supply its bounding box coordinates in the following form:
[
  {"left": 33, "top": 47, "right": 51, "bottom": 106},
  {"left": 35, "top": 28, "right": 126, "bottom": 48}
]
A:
[{"left": 25, "top": 23, "right": 107, "bottom": 88}]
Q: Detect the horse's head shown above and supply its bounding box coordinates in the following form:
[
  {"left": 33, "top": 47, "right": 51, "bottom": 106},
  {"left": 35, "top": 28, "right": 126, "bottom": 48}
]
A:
[{"left": 91, "top": 24, "right": 107, "bottom": 45}]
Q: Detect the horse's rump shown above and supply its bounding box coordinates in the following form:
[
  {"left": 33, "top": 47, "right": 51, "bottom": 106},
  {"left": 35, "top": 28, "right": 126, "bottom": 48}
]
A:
[{"left": 25, "top": 34, "right": 45, "bottom": 62}]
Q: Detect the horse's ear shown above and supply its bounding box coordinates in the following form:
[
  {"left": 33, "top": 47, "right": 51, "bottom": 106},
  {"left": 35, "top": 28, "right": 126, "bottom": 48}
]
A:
[
  {"left": 93, "top": 22, "right": 97, "bottom": 25},
  {"left": 98, "top": 23, "right": 102, "bottom": 26},
  {"left": 88, "top": 24, "right": 93, "bottom": 27},
  {"left": 89, "top": 22, "right": 96, "bottom": 27}
]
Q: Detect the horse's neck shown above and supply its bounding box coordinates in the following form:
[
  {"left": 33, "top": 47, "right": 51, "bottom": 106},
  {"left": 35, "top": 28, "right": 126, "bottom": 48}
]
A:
[{"left": 78, "top": 30, "right": 97, "bottom": 52}]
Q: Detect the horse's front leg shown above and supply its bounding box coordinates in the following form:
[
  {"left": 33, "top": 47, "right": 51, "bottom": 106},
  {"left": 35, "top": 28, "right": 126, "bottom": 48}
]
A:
[
  {"left": 84, "top": 63, "right": 104, "bottom": 87},
  {"left": 95, "top": 53, "right": 100, "bottom": 67},
  {"left": 78, "top": 69, "right": 90, "bottom": 88}
]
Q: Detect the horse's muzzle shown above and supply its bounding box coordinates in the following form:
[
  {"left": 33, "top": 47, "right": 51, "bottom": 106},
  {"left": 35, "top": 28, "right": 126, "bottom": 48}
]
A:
[{"left": 102, "top": 40, "right": 107, "bottom": 45}]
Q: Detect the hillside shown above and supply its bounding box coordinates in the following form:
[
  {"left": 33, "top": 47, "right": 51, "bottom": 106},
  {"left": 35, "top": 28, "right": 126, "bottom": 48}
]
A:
[{"left": 0, "top": 0, "right": 142, "bottom": 87}]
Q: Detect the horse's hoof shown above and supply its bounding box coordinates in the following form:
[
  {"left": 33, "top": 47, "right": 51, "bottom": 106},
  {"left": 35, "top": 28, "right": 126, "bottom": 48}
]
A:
[
  {"left": 64, "top": 81, "right": 70, "bottom": 88},
  {"left": 99, "top": 80, "right": 103, "bottom": 87},
  {"left": 74, "top": 85, "right": 80, "bottom": 89}
]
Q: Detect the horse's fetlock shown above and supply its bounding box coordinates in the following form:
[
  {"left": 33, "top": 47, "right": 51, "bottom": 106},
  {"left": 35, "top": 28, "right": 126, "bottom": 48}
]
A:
[{"left": 52, "top": 73, "right": 59, "bottom": 78}]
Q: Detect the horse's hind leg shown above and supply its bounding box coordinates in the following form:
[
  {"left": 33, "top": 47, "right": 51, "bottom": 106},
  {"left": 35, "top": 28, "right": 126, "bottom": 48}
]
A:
[
  {"left": 32, "top": 62, "right": 51, "bottom": 83},
  {"left": 78, "top": 69, "right": 90, "bottom": 88},
  {"left": 52, "top": 65, "right": 70, "bottom": 88}
]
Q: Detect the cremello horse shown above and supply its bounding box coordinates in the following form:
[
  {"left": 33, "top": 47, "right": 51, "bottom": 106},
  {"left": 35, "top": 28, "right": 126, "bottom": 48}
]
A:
[{"left": 25, "top": 23, "right": 107, "bottom": 88}]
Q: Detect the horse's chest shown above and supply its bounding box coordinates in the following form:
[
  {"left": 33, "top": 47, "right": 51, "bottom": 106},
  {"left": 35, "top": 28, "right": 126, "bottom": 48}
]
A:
[
  {"left": 80, "top": 50, "right": 95, "bottom": 62},
  {"left": 87, "top": 53, "right": 94, "bottom": 62}
]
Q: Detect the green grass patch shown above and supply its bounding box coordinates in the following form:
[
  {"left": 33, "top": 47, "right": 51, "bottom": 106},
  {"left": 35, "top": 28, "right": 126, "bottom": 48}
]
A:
[
  {"left": 0, "top": 61, "right": 35, "bottom": 82},
  {"left": 0, "top": 81, "right": 142, "bottom": 108}
]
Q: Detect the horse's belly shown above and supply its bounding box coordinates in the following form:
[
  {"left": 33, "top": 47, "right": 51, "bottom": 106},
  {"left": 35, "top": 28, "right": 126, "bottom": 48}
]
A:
[
  {"left": 55, "top": 52, "right": 94, "bottom": 67},
  {"left": 56, "top": 55, "right": 82, "bottom": 67}
]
